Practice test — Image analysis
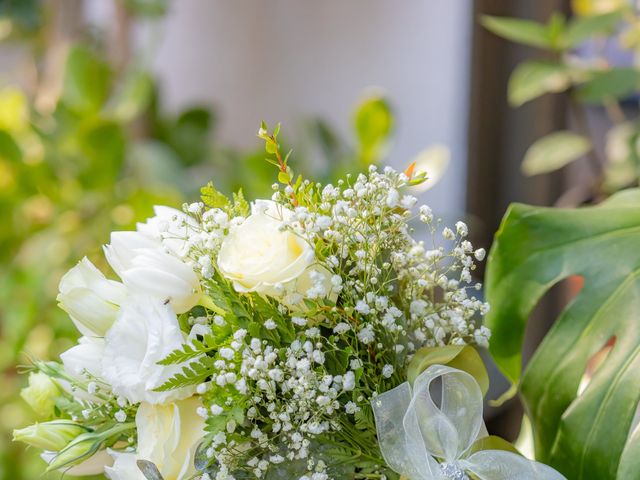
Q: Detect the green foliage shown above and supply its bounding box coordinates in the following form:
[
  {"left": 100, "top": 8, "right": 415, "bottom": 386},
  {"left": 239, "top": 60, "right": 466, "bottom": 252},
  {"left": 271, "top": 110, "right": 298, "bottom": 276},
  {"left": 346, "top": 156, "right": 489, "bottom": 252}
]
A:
[
  {"left": 482, "top": 16, "right": 558, "bottom": 50},
  {"left": 578, "top": 68, "right": 640, "bottom": 103},
  {"left": 201, "top": 182, "right": 230, "bottom": 209},
  {"left": 521, "top": 131, "right": 592, "bottom": 176},
  {"left": 155, "top": 356, "right": 217, "bottom": 392},
  {"left": 353, "top": 94, "right": 393, "bottom": 166},
  {"left": 484, "top": 6, "right": 640, "bottom": 184},
  {"left": 483, "top": 11, "right": 624, "bottom": 51},
  {"left": 485, "top": 189, "right": 640, "bottom": 478},
  {"left": 62, "top": 46, "right": 113, "bottom": 114}
]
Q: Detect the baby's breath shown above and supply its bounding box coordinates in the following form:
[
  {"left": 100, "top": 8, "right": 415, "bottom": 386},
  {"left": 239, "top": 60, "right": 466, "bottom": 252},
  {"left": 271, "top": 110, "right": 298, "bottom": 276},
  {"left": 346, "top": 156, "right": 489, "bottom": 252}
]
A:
[{"left": 168, "top": 164, "right": 489, "bottom": 480}]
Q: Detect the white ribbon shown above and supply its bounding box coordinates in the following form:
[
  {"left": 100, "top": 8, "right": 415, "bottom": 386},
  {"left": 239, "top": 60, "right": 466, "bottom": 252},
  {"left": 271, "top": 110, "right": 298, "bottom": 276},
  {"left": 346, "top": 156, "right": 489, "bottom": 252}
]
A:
[{"left": 371, "top": 365, "right": 567, "bottom": 480}]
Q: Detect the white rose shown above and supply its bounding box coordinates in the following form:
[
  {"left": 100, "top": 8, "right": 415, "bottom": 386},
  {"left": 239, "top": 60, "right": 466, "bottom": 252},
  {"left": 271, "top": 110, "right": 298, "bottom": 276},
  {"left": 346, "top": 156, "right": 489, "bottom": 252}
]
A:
[
  {"left": 104, "top": 231, "right": 202, "bottom": 314},
  {"left": 137, "top": 205, "right": 197, "bottom": 257},
  {"left": 218, "top": 200, "right": 319, "bottom": 297},
  {"left": 57, "top": 257, "right": 127, "bottom": 336},
  {"left": 105, "top": 398, "right": 206, "bottom": 480},
  {"left": 102, "top": 295, "right": 195, "bottom": 404}
]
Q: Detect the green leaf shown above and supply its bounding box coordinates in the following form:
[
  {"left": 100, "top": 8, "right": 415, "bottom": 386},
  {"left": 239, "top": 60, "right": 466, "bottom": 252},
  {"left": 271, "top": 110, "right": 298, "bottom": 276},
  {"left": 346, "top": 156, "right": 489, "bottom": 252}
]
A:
[
  {"left": 563, "top": 11, "right": 623, "bottom": 48},
  {"left": 353, "top": 94, "right": 393, "bottom": 166},
  {"left": 547, "top": 12, "right": 567, "bottom": 48},
  {"left": 617, "top": 422, "right": 640, "bottom": 478},
  {"left": 201, "top": 182, "right": 230, "bottom": 209},
  {"left": 62, "top": 46, "right": 112, "bottom": 114},
  {"left": 154, "top": 356, "right": 215, "bottom": 391},
  {"left": 232, "top": 189, "right": 249, "bottom": 216},
  {"left": 508, "top": 61, "right": 571, "bottom": 106},
  {"left": 521, "top": 131, "right": 591, "bottom": 176},
  {"left": 468, "top": 435, "right": 521, "bottom": 456},
  {"left": 407, "top": 345, "right": 489, "bottom": 396},
  {"left": 579, "top": 68, "right": 640, "bottom": 103},
  {"left": 481, "top": 16, "right": 553, "bottom": 49},
  {"left": 278, "top": 171, "right": 290, "bottom": 184},
  {"left": 485, "top": 189, "right": 640, "bottom": 477}
]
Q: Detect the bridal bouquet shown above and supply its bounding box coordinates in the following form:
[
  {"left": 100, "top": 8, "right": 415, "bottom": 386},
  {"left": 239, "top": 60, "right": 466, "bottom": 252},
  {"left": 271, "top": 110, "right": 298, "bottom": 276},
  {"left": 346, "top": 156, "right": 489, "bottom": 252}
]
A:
[{"left": 14, "top": 124, "right": 560, "bottom": 480}]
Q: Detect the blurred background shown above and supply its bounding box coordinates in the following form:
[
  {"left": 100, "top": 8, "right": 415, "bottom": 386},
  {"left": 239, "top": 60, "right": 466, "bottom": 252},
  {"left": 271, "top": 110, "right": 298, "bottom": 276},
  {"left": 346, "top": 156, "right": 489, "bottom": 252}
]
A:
[{"left": 1, "top": 0, "right": 636, "bottom": 478}]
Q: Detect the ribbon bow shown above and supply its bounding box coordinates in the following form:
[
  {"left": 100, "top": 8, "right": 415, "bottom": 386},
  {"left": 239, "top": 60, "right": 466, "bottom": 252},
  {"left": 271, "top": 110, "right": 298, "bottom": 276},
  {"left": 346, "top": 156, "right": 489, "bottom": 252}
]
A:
[{"left": 371, "top": 365, "right": 566, "bottom": 480}]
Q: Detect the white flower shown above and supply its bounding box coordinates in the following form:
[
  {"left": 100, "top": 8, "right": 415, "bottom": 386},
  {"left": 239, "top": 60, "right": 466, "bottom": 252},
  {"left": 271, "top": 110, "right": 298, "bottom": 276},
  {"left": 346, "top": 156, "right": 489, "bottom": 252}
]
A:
[
  {"left": 104, "top": 232, "right": 201, "bottom": 314},
  {"left": 218, "top": 200, "right": 326, "bottom": 300},
  {"left": 345, "top": 402, "right": 360, "bottom": 414},
  {"left": 343, "top": 371, "right": 356, "bottom": 391},
  {"left": 102, "top": 295, "right": 195, "bottom": 404},
  {"left": 355, "top": 300, "right": 371, "bottom": 315},
  {"left": 105, "top": 397, "right": 206, "bottom": 480},
  {"left": 357, "top": 325, "right": 375, "bottom": 344},
  {"left": 57, "top": 258, "right": 127, "bottom": 336},
  {"left": 136, "top": 205, "right": 198, "bottom": 257},
  {"left": 61, "top": 337, "right": 105, "bottom": 380}
]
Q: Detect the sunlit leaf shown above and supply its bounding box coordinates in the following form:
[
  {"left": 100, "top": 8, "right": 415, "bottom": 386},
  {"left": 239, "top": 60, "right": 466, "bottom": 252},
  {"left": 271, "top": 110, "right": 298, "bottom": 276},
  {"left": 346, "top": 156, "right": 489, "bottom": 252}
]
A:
[
  {"left": 521, "top": 131, "right": 591, "bottom": 176},
  {"left": 468, "top": 435, "right": 521, "bottom": 456},
  {"left": 407, "top": 345, "right": 489, "bottom": 396},
  {"left": 353, "top": 93, "right": 393, "bottom": 166},
  {"left": 0, "top": 87, "right": 29, "bottom": 133},
  {"left": 508, "top": 61, "right": 571, "bottom": 107}
]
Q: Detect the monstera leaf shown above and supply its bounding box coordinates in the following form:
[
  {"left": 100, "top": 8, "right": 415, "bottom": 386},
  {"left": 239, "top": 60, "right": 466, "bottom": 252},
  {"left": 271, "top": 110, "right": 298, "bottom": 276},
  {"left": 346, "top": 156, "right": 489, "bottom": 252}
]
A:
[{"left": 485, "top": 189, "right": 640, "bottom": 479}]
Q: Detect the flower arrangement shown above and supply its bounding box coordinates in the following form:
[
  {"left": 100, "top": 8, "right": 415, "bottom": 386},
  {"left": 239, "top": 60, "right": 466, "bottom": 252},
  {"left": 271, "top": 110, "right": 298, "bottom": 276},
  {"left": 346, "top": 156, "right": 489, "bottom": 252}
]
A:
[{"left": 13, "top": 124, "right": 563, "bottom": 480}]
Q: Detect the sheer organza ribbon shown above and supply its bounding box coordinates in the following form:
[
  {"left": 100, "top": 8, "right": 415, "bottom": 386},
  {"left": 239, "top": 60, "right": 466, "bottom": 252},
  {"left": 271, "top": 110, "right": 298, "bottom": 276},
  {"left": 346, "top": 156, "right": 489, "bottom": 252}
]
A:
[{"left": 371, "top": 365, "right": 567, "bottom": 480}]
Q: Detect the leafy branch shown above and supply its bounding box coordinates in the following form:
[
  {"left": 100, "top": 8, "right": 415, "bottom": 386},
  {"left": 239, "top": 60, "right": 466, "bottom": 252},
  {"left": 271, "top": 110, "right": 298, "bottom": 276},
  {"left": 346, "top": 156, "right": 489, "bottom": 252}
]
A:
[{"left": 258, "top": 121, "right": 299, "bottom": 206}]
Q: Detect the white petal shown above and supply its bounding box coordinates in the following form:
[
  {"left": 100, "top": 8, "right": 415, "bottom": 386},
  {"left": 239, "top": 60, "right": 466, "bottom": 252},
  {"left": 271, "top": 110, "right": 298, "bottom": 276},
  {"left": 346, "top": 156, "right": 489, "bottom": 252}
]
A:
[{"left": 102, "top": 295, "right": 194, "bottom": 404}]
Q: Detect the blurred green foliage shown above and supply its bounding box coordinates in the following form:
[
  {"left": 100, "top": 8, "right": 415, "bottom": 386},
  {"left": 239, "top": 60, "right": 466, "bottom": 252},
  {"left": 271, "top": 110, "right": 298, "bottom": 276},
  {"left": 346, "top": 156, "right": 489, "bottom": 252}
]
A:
[
  {"left": 0, "top": 2, "right": 396, "bottom": 478},
  {"left": 483, "top": 1, "right": 640, "bottom": 199}
]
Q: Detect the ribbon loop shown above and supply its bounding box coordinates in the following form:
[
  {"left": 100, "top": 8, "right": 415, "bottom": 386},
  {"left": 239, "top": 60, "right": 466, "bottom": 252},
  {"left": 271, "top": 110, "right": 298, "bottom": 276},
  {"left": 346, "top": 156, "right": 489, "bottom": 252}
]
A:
[{"left": 371, "top": 365, "right": 567, "bottom": 480}]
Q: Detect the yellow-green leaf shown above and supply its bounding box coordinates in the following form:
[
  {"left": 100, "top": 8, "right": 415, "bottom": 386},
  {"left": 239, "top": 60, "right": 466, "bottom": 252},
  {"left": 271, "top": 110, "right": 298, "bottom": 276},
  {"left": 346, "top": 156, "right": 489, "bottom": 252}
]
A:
[
  {"left": 482, "top": 16, "right": 552, "bottom": 49},
  {"left": 353, "top": 93, "right": 393, "bottom": 166},
  {"left": 468, "top": 435, "right": 521, "bottom": 456},
  {"left": 407, "top": 345, "right": 489, "bottom": 396},
  {"left": 508, "top": 61, "right": 571, "bottom": 107},
  {"left": 522, "top": 131, "right": 591, "bottom": 176}
]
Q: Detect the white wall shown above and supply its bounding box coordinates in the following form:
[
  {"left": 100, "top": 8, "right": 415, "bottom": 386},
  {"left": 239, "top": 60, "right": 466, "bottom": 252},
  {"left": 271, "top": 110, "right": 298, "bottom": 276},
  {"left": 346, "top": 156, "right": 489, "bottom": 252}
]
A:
[{"left": 140, "top": 0, "right": 473, "bottom": 215}]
